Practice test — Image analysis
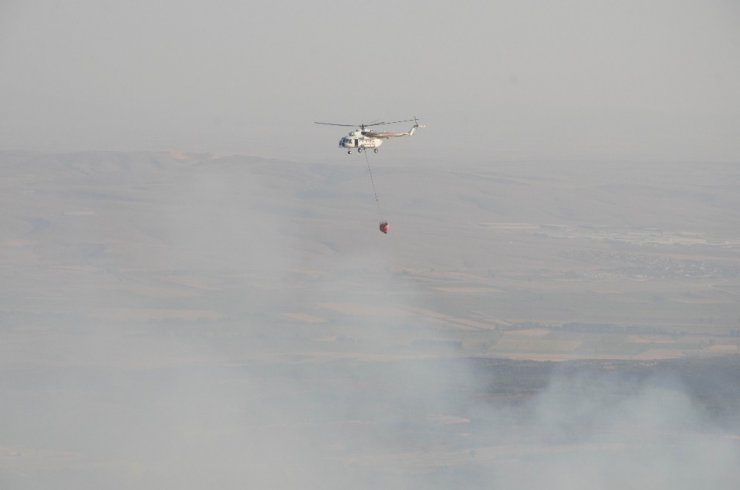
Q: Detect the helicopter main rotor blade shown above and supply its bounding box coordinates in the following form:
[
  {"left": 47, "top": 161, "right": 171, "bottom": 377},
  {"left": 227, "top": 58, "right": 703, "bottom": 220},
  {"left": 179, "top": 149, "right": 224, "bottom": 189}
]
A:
[
  {"left": 382, "top": 118, "right": 417, "bottom": 125},
  {"left": 361, "top": 120, "right": 385, "bottom": 127},
  {"left": 315, "top": 118, "right": 419, "bottom": 128},
  {"left": 314, "top": 122, "right": 358, "bottom": 127},
  {"left": 363, "top": 118, "right": 417, "bottom": 127}
]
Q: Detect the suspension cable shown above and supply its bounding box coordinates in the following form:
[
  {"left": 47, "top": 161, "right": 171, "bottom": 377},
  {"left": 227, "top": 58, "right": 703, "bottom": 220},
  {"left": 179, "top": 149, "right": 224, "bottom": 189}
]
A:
[{"left": 363, "top": 150, "right": 383, "bottom": 222}]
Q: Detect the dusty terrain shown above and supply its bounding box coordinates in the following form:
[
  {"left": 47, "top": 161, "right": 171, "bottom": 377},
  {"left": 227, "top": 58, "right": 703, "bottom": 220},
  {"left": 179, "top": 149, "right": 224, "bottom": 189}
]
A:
[
  {"left": 1, "top": 151, "right": 739, "bottom": 488},
  {"left": 3, "top": 151, "right": 739, "bottom": 363}
]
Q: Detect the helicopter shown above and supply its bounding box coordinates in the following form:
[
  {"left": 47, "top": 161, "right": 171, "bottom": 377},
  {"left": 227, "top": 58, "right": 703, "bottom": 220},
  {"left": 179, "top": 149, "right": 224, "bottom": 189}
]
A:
[{"left": 314, "top": 117, "right": 424, "bottom": 154}]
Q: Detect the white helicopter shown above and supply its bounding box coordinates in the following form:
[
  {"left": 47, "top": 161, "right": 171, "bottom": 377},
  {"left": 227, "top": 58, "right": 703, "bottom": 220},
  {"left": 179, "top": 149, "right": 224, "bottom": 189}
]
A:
[{"left": 315, "top": 117, "right": 424, "bottom": 154}]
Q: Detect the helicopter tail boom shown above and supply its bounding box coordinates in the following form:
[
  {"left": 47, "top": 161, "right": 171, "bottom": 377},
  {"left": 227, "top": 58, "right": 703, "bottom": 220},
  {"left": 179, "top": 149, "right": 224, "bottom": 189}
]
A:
[{"left": 405, "top": 117, "right": 427, "bottom": 137}]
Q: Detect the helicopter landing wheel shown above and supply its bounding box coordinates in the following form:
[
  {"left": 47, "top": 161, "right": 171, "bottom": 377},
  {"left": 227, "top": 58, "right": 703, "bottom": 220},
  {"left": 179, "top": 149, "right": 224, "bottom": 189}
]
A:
[
  {"left": 373, "top": 149, "right": 378, "bottom": 154},
  {"left": 347, "top": 150, "right": 351, "bottom": 154}
]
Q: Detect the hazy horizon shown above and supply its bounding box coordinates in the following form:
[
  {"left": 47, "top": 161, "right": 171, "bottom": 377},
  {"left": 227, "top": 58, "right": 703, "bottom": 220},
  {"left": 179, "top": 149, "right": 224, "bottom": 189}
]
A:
[{"left": 2, "top": 0, "right": 739, "bottom": 162}]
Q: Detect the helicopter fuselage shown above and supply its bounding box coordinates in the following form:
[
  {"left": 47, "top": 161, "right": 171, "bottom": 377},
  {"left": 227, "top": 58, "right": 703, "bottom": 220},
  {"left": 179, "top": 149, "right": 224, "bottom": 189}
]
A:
[
  {"left": 339, "top": 130, "right": 383, "bottom": 153},
  {"left": 315, "top": 118, "right": 423, "bottom": 154}
]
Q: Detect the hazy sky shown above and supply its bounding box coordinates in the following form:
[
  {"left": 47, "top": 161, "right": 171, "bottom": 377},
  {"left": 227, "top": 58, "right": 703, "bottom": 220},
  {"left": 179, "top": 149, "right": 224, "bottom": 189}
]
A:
[{"left": 1, "top": 0, "right": 739, "bottom": 161}]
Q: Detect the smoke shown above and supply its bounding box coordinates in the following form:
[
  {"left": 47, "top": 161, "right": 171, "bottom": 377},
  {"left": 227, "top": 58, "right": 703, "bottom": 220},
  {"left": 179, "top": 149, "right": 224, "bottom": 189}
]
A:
[
  {"left": 1, "top": 152, "right": 739, "bottom": 489},
  {"left": 496, "top": 371, "right": 740, "bottom": 490}
]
